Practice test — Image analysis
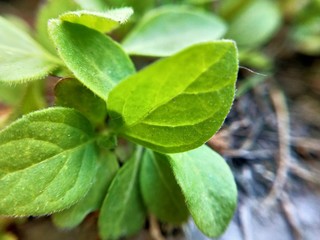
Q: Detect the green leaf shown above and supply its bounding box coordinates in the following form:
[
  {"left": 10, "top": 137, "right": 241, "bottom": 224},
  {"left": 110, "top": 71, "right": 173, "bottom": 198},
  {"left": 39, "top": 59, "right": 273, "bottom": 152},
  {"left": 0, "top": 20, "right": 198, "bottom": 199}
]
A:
[
  {"left": 168, "top": 145, "right": 237, "bottom": 237},
  {"left": 108, "top": 41, "right": 238, "bottom": 153},
  {"left": 98, "top": 148, "right": 146, "bottom": 239},
  {"left": 224, "top": 0, "right": 281, "bottom": 48},
  {"left": 59, "top": 8, "right": 133, "bottom": 33},
  {"left": 48, "top": 20, "right": 135, "bottom": 100},
  {"left": 140, "top": 149, "right": 188, "bottom": 224},
  {"left": 52, "top": 151, "right": 119, "bottom": 228},
  {"left": 0, "top": 16, "right": 59, "bottom": 83},
  {"left": 0, "top": 107, "right": 97, "bottom": 216},
  {"left": 122, "top": 6, "right": 227, "bottom": 56},
  {"left": 55, "top": 78, "right": 107, "bottom": 126},
  {"left": 35, "top": 0, "right": 79, "bottom": 55}
]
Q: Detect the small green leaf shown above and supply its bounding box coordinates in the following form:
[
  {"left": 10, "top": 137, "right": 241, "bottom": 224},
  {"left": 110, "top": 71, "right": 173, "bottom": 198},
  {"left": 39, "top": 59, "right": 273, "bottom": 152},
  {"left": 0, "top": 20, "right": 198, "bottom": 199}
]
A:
[
  {"left": 0, "top": 17, "right": 59, "bottom": 83},
  {"left": 35, "top": 0, "right": 79, "bottom": 55},
  {"left": 98, "top": 149, "right": 146, "bottom": 239},
  {"left": 55, "top": 78, "right": 107, "bottom": 126},
  {"left": 122, "top": 6, "right": 227, "bottom": 56},
  {"left": 0, "top": 107, "right": 97, "bottom": 216},
  {"left": 140, "top": 149, "right": 188, "bottom": 224},
  {"left": 48, "top": 20, "right": 135, "bottom": 100},
  {"left": 52, "top": 151, "right": 119, "bottom": 228},
  {"left": 168, "top": 145, "right": 237, "bottom": 237},
  {"left": 224, "top": 0, "right": 281, "bottom": 48},
  {"left": 60, "top": 8, "right": 133, "bottom": 33},
  {"left": 108, "top": 41, "right": 238, "bottom": 153}
]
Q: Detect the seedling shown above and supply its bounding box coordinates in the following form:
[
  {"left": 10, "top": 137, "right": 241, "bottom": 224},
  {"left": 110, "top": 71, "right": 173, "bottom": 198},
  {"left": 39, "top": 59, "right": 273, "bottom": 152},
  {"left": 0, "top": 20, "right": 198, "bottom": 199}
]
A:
[{"left": 0, "top": 1, "right": 238, "bottom": 239}]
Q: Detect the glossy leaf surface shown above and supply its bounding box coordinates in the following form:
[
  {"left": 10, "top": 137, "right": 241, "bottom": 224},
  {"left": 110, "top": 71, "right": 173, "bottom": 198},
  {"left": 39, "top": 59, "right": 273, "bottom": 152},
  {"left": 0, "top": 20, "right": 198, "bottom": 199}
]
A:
[
  {"left": 169, "top": 145, "right": 237, "bottom": 237},
  {"left": 49, "top": 20, "right": 135, "bottom": 100},
  {"left": 0, "top": 107, "right": 97, "bottom": 216},
  {"left": 140, "top": 150, "right": 188, "bottom": 223},
  {"left": 108, "top": 41, "right": 238, "bottom": 153},
  {"left": 122, "top": 7, "right": 227, "bottom": 56}
]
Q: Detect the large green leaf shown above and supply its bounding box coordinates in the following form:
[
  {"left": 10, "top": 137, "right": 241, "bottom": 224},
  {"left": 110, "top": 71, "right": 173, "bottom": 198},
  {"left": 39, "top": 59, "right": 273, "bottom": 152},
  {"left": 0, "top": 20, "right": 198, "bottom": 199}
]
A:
[
  {"left": 224, "top": 0, "right": 281, "bottom": 48},
  {"left": 36, "top": 0, "right": 79, "bottom": 55},
  {"left": 122, "top": 6, "right": 227, "bottom": 56},
  {"left": 168, "top": 145, "right": 237, "bottom": 237},
  {"left": 0, "top": 107, "right": 97, "bottom": 216},
  {"left": 140, "top": 149, "right": 188, "bottom": 223},
  {"left": 108, "top": 41, "right": 238, "bottom": 153},
  {"left": 52, "top": 151, "right": 119, "bottom": 228},
  {"left": 55, "top": 78, "right": 107, "bottom": 126},
  {"left": 98, "top": 149, "right": 146, "bottom": 239},
  {"left": 0, "top": 17, "right": 60, "bottom": 83},
  {"left": 59, "top": 8, "right": 133, "bottom": 33},
  {"left": 48, "top": 20, "right": 135, "bottom": 100}
]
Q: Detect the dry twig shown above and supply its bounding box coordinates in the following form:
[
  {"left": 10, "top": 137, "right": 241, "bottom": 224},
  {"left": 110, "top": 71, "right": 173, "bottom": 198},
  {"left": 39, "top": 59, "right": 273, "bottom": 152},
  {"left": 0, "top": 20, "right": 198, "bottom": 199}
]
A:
[
  {"left": 263, "top": 82, "right": 291, "bottom": 205},
  {"left": 280, "top": 193, "right": 303, "bottom": 240}
]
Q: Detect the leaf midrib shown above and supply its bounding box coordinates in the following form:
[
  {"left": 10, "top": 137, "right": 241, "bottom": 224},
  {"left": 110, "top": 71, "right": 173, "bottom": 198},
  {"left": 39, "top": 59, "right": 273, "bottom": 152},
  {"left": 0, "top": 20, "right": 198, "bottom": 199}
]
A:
[{"left": 123, "top": 46, "right": 231, "bottom": 129}]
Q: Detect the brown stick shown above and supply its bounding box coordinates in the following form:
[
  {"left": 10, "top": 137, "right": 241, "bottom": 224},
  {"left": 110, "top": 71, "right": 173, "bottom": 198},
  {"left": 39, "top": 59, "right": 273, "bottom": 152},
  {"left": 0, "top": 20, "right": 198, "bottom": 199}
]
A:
[
  {"left": 280, "top": 193, "right": 303, "bottom": 240},
  {"left": 263, "top": 82, "right": 291, "bottom": 205}
]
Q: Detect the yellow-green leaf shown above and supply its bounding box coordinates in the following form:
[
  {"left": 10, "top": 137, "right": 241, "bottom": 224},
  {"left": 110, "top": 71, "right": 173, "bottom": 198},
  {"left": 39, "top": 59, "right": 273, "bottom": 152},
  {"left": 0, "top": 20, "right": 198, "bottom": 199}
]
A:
[
  {"left": 60, "top": 8, "right": 133, "bottom": 33},
  {"left": 0, "top": 107, "right": 97, "bottom": 216},
  {"left": 108, "top": 41, "right": 238, "bottom": 153}
]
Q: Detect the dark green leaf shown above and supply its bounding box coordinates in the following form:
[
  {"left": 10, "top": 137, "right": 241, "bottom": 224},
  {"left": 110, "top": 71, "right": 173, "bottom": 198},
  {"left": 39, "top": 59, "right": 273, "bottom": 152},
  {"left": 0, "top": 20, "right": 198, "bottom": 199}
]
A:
[
  {"left": 48, "top": 20, "right": 135, "bottom": 100},
  {"left": 59, "top": 8, "right": 133, "bottom": 33},
  {"left": 168, "top": 145, "right": 237, "bottom": 237},
  {"left": 98, "top": 149, "right": 146, "bottom": 239},
  {"left": 122, "top": 6, "right": 227, "bottom": 56},
  {"left": 140, "top": 149, "right": 188, "bottom": 223},
  {"left": 0, "top": 17, "right": 60, "bottom": 83},
  {"left": 55, "top": 78, "right": 107, "bottom": 126},
  {"left": 108, "top": 41, "right": 238, "bottom": 153},
  {"left": 52, "top": 151, "right": 119, "bottom": 228},
  {"left": 0, "top": 107, "right": 97, "bottom": 216}
]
